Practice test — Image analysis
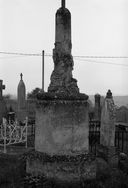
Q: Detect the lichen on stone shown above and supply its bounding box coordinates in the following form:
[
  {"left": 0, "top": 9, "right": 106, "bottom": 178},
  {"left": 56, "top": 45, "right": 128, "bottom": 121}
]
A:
[{"left": 48, "top": 51, "right": 79, "bottom": 96}]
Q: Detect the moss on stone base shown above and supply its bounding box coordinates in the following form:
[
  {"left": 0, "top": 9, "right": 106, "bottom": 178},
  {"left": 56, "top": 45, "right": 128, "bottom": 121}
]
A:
[{"left": 36, "top": 92, "right": 88, "bottom": 101}]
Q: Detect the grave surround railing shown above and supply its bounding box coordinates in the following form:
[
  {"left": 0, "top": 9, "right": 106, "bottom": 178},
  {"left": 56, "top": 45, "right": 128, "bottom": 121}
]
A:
[
  {"left": 89, "top": 120, "right": 100, "bottom": 155},
  {"left": 0, "top": 117, "right": 28, "bottom": 153},
  {"left": 89, "top": 120, "right": 128, "bottom": 155}
]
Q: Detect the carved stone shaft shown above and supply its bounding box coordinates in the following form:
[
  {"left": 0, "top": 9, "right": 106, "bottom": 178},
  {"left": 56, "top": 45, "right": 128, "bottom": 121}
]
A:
[{"left": 48, "top": 1, "right": 79, "bottom": 95}]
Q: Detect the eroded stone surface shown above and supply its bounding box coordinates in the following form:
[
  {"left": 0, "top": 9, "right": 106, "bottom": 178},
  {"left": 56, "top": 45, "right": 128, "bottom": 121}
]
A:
[
  {"left": 35, "top": 99, "right": 89, "bottom": 155},
  {"left": 100, "top": 90, "right": 116, "bottom": 147},
  {"left": 26, "top": 152, "right": 96, "bottom": 182},
  {"left": 48, "top": 3, "right": 79, "bottom": 95},
  {"left": 48, "top": 53, "right": 79, "bottom": 95}
]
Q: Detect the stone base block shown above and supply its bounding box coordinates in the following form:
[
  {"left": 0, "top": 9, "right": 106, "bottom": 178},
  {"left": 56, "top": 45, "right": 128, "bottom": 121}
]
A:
[
  {"left": 35, "top": 98, "right": 89, "bottom": 155},
  {"left": 26, "top": 151, "right": 96, "bottom": 182}
]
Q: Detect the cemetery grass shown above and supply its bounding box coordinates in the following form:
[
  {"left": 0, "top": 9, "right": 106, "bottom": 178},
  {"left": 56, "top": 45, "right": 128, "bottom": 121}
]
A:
[{"left": 0, "top": 151, "right": 128, "bottom": 188}]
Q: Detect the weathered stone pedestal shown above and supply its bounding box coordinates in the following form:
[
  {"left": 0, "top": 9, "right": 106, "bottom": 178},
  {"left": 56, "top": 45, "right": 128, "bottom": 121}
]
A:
[
  {"left": 26, "top": 151, "right": 96, "bottom": 184},
  {"left": 35, "top": 98, "right": 89, "bottom": 155},
  {"left": 26, "top": 94, "right": 97, "bottom": 182},
  {"left": 26, "top": 1, "right": 97, "bottom": 183}
]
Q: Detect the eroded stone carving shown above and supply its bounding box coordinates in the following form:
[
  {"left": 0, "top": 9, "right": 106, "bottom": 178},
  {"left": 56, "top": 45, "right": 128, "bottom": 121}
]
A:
[
  {"left": 48, "top": 51, "right": 79, "bottom": 95},
  {"left": 48, "top": 2, "right": 79, "bottom": 95}
]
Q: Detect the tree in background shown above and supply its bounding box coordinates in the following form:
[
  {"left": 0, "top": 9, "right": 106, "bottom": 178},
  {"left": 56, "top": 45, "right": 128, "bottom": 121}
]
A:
[{"left": 27, "top": 88, "right": 42, "bottom": 99}]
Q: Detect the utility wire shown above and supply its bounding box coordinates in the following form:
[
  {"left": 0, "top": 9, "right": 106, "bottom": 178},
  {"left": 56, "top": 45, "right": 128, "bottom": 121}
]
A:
[
  {"left": 0, "top": 51, "right": 128, "bottom": 67},
  {"left": 0, "top": 51, "right": 41, "bottom": 56},
  {"left": 0, "top": 55, "right": 28, "bottom": 59},
  {"left": 0, "top": 51, "right": 128, "bottom": 59},
  {"left": 75, "top": 58, "right": 128, "bottom": 67},
  {"left": 74, "top": 55, "right": 128, "bottom": 59}
]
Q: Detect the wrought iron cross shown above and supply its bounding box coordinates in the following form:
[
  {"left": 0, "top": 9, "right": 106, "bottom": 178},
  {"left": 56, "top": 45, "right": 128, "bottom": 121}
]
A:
[
  {"left": 0, "top": 80, "right": 5, "bottom": 99},
  {"left": 61, "top": 0, "right": 65, "bottom": 8}
]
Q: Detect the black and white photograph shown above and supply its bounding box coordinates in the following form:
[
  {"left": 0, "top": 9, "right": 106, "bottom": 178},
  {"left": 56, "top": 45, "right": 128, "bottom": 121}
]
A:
[{"left": 0, "top": 0, "right": 128, "bottom": 187}]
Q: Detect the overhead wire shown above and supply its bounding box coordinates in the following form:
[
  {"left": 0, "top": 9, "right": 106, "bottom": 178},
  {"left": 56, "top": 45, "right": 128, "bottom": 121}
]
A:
[
  {"left": 0, "top": 51, "right": 41, "bottom": 56},
  {"left": 0, "top": 55, "right": 30, "bottom": 59},
  {"left": 74, "top": 58, "right": 128, "bottom": 67},
  {"left": 0, "top": 51, "right": 128, "bottom": 67},
  {"left": 0, "top": 51, "right": 128, "bottom": 58}
]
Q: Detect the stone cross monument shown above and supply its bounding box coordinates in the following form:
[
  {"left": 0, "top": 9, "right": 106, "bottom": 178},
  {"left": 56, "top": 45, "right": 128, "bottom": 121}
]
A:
[
  {"left": 35, "top": 0, "right": 89, "bottom": 154},
  {"left": 48, "top": 0, "right": 79, "bottom": 95},
  {"left": 0, "top": 80, "right": 5, "bottom": 100},
  {"left": 17, "top": 73, "right": 26, "bottom": 110},
  {"left": 17, "top": 73, "right": 27, "bottom": 121},
  {"left": 28, "top": 1, "right": 90, "bottom": 182},
  {"left": 0, "top": 80, "right": 7, "bottom": 123}
]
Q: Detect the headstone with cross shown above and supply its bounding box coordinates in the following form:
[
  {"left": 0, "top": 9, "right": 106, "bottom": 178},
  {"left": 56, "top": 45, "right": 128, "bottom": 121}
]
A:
[
  {"left": 0, "top": 80, "right": 7, "bottom": 123},
  {"left": 0, "top": 80, "right": 5, "bottom": 100},
  {"left": 17, "top": 73, "right": 27, "bottom": 122}
]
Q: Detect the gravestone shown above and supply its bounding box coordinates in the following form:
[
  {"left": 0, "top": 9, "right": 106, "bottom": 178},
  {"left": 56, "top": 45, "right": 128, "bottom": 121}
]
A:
[
  {"left": 0, "top": 80, "right": 5, "bottom": 100},
  {"left": 100, "top": 90, "right": 116, "bottom": 147},
  {"left": 0, "top": 80, "right": 7, "bottom": 123},
  {"left": 94, "top": 93, "right": 101, "bottom": 120},
  {"left": 17, "top": 73, "right": 27, "bottom": 121},
  {"left": 48, "top": 0, "right": 79, "bottom": 95},
  {"left": 26, "top": 1, "right": 96, "bottom": 183},
  {"left": 35, "top": 0, "right": 89, "bottom": 155},
  {"left": 99, "top": 90, "right": 117, "bottom": 167}
]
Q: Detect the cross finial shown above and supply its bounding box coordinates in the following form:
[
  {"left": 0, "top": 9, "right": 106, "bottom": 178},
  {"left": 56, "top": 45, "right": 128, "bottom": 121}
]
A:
[
  {"left": 61, "top": 0, "right": 65, "bottom": 8},
  {"left": 20, "top": 73, "right": 23, "bottom": 80},
  {"left": 106, "top": 89, "right": 112, "bottom": 99}
]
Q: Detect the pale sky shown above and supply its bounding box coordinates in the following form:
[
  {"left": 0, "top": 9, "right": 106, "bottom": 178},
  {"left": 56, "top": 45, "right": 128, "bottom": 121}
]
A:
[{"left": 0, "top": 0, "right": 128, "bottom": 97}]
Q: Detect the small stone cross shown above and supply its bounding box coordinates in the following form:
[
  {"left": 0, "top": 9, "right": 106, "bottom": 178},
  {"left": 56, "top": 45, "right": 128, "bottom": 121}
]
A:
[{"left": 0, "top": 80, "right": 5, "bottom": 100}]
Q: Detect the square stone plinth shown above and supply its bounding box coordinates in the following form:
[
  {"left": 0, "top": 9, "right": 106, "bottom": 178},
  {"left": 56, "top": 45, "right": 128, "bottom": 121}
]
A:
[{"left": 35, "top": 99, "right": 89, "bottom": 155}]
